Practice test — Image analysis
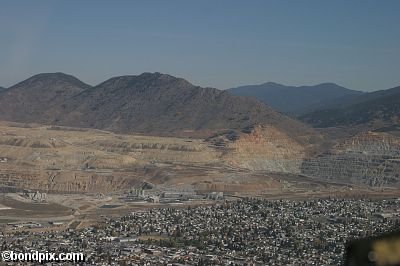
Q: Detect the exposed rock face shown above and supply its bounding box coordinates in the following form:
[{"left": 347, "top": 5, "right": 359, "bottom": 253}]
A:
[
  {"left": 193, "top": 176, "right": 281, "bottom": 193},
  {"left": 0, "top": 73, "right": 319, "bottom": 194},
  {"left": 0, "top": 169, "right": 139, "bottom": 193},
  {"left": 0, "top": 122, "right": 311, "bottom": 193},
  {"left": 222, "top": 125, "right": 307, "bottom": 173},
  {"left": 0, "top": 121, "right": 398, "bottom": 192},
  {"left": 301, "top": 132, "right": 400, "bottom": 186},
  {"left": 0, "top": 122, "right": 222, "bottom": 193}
]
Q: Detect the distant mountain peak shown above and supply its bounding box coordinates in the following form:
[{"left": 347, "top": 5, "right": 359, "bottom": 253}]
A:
[
  {"left": 137, "top": 72, "right": 191, "bottom": 83},
  {"left": 12, "top": 72, "right": 91, "bottom": 90},
  {"left": 261, "top": 81, "right": 285, "bottom": 87},
  {"left": 317, "top": 82, "right": 340, "bottom": 86},
  {"left": 139, "top": 71, "right": 169, "bottom": 78},
  {"left": 310, "top": 82, "right": 349, "bottom": 89},
  {"left": 97, "top": 72, "right": 194, "bottom": 90},
  {"left": 258, "top": 82, "right": 347, "bottom": 90},
  {"left": 300, "top": 85, "right": 400, "bottom": 128},
  {"left": 32, "top": 72, "right": 73, "bottom": 78},
  {"left": 27, "top": 72, "right": 83, "bottom": 82},
  {"left": 228, "top": 82, "right": 363, "bottom": 115},
  {"left": 0, "top": 73, "right": 91, "bottom": 122}
]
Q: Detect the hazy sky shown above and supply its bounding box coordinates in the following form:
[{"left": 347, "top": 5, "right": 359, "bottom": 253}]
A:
[{"left": 1, "top": 0, "right": 399, "bottom": 91}]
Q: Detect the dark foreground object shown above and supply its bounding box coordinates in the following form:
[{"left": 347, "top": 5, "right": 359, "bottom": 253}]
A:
[{"left": 345, "top": 230, "right": 400, "bottom": 266}]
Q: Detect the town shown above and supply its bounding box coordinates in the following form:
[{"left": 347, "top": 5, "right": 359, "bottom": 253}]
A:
[{"left": 1, "top": 198, "right": 400, "bottom": 265}]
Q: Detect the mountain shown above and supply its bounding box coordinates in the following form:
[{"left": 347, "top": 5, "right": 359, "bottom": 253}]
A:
[
  {"left": 47, "top": 72, "right": 312, "bottom": 138},
  {"left": 0, "top": 86, "right": 5, "bottom": 91},
  {"left": 228, "top": 82, "right": 364, "bottom": 115},
  {"left": 300, "top": 85, "right": 400, "bottom": 128},
  {"left": 0, "top": 73, "right": 91, "bottom": 122},
  {"left": 0, "top": 72, "right": 313, "bottom": 139}
]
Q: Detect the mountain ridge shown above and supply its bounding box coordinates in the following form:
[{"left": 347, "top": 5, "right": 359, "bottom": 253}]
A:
[
  {"left": 228, "top": 82, "right": 364, "bottom": 115},
  {"left": 0, "top": 72, "right": 314, "bottom": 140},
  {"left": 0, "top": 73, "right": 91, "bottom": 122},
  {"left": 300, "top": 85, "right": 400, "bottom": 128}
]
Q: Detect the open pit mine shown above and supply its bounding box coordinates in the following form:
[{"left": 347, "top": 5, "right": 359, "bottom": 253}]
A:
[{"left": 0, "top": 120, "right": 399, "bottom": 197}]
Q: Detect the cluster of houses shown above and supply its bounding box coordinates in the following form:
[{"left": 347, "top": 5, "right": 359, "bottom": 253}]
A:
[{"left": 2, "top": 198, "right": 400, "bottom": 265}]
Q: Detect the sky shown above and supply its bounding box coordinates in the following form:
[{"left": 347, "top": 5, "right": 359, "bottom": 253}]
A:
[{"left": 0, "top": 0, "right": 399, "bottom": 91}]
